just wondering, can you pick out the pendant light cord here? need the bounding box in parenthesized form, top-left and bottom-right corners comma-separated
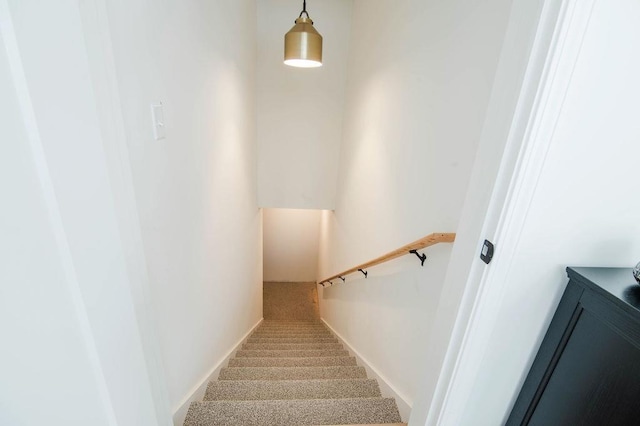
(299, 0, 309, 18)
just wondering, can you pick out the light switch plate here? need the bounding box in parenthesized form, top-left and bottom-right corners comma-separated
(151, 102, 166, 140)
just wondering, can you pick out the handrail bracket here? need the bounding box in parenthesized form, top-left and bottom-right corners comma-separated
(409, 249, 427, 266)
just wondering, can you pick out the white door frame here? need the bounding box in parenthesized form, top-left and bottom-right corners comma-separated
(425, 0, 597, 424)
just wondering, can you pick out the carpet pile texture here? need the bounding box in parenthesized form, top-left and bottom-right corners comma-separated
(184, 320, 404, 425)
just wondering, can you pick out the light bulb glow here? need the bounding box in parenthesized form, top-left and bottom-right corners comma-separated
(284, 59, 322, 68)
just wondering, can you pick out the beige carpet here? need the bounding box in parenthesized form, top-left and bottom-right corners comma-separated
(183, 283, 405, 425)
(184, 321, 403, 425)
(263, 282, 319, 320)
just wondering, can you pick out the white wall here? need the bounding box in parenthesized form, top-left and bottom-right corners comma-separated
(256, 0, 352, 209)
(0, 23, 114, 426)
(0, 0, 163, 424)
(318, 0, 516, 413)
(263, 208, 321, 282)
(445, 0, 640, 423)
(100, 0, 263, 420)
(409, 0, 554, 423)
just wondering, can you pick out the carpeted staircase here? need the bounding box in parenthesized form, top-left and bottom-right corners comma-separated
(184, 320, 405, 426)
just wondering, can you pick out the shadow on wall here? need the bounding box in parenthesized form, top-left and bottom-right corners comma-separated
(263, 282, 320, 320)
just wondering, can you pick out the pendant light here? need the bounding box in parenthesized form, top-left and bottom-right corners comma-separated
(284, 0, 323, 68)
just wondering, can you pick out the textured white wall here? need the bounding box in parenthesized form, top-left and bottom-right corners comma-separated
(453, 0, 640, 423)
(256, 0, 352, 209)
(263, 209, 321, 282)
(102, 0, 262, 420)
(318, 0, 516, 412)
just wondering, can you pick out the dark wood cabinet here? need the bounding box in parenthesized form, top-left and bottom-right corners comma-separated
(507, 267, 640, 426)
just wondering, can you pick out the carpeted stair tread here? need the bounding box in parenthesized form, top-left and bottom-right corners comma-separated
(243, 343, 343, 350)
(258, 326, 326, 329)
(255, 327, 329, 333)
(236, 349, 350, 358)
(183, 320, 403, 425)
(257, 327, 327, 330)
(255, 325, 328, 329)
(319, 424, 407, 426)
(247, 337, 338, 344)
(255, 328, 329, 333)
(253, 329, 332, 333)
(228, 356, 357, 368)
(219, 366, 366, 381)
(184, 398, 402, 426)
(252, 331, 333, 335)
(204, 379, 381, 401)
(252, 331, 334, 337)
(250, 335, 334, 339)
(259, 323, 323, 328)
(250, 333, 335, 338)
(257, 325, 327, 329)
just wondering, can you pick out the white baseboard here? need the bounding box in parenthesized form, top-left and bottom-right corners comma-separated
(172, 318, 263, 426)
(321, 318, 412, 422)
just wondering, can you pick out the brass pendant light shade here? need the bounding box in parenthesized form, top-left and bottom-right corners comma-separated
(284, 1, 322, 68)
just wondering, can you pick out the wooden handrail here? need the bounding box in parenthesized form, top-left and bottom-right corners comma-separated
(318, 232, 456, 285)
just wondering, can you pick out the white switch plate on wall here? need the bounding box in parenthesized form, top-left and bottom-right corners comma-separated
(151, 102, 166, 140)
